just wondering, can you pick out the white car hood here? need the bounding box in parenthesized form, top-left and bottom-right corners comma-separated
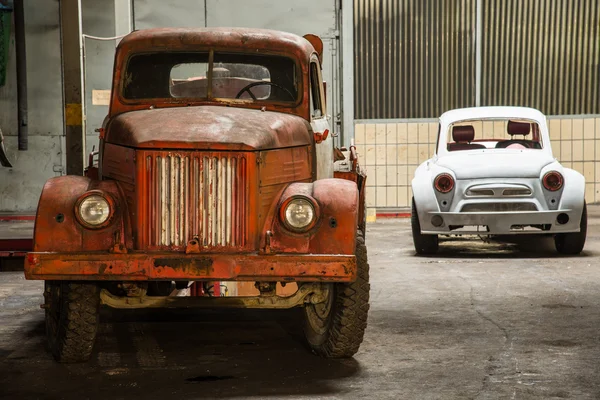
(435, 150, 556, 179)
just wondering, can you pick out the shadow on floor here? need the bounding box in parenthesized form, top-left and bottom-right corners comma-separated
(0, 307, 363, 399)
(415, 234, 594, 259)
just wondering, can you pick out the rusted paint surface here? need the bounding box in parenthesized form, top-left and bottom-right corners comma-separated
(106, 107, 313, 151)
(109, 28, 316, 120)
(256, 146, 313, 232)
(334, 148, 367, 232)
(28, 28, 365, 287)
(258, 146, 313, 186)
(25, 252, 356, 282)
(100, 282, 326, 309)
(134, 149, 258, 251)
(263, 178, 359, 255)
(102, 144, 136, 184)
(335, 170, 367, 231)
(32, 175, 132, 253)
(103, 143, 137, 225)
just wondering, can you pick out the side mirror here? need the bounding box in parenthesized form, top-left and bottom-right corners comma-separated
(85, 145, 99, 179)
(303, 34, 323, 63)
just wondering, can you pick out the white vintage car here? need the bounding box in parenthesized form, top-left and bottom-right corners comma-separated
(411, 106, 587, 255)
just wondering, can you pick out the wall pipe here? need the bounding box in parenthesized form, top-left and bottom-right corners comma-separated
(13, 0, 27, 151)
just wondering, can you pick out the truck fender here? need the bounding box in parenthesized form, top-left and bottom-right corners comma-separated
(33, 175, 132, 252)
(265, 178, 358, 255)
(334, 145, 367, 234)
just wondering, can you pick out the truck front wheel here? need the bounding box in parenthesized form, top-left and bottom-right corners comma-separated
(44, 281, 100, 363)
(302, 232, 370, 358)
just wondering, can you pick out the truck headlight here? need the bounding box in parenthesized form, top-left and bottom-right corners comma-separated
(75, 193, 112, 228)
(281, 197, 318, 232)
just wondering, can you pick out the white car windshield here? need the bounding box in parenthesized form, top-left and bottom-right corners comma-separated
(445, 119, 543, 152)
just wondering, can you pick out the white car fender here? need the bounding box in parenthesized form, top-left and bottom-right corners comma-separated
(559, 167, 585, 221)
(411, 161, 455, 214)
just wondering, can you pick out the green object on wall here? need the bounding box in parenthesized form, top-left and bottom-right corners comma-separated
(0, 7, 12, 87)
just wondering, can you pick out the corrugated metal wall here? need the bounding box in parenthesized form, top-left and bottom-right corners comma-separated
(355, 0, 600, 119)
(354, 0, 476, 119)
(482, 0, 600, 115)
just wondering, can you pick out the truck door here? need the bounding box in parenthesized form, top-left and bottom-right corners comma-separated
(309, 57, 334, 180)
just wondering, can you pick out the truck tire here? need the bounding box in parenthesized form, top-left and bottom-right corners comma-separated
(411, 198, 439, 255)
(555, 202, 587, 255)
(302, 232, 370, 358)
(45, 281, 100, 363)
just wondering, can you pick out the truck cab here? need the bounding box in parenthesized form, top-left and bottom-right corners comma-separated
(25, 28, 369, 362)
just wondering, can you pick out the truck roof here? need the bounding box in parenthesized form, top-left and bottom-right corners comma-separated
(117, 27, 317, 61)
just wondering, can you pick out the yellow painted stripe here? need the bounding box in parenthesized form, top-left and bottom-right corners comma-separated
(366, 208, 377, 223)
(65, 103, 82, 126)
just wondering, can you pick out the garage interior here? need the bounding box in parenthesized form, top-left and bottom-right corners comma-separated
(1, 0, 600, 399)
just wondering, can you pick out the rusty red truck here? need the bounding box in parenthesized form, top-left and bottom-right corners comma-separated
(25, 28, 369, 362)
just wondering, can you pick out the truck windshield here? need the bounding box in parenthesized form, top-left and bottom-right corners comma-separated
(122, 52, 299, 103)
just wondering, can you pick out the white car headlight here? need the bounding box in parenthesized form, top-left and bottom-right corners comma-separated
(282, 197, 317, 231)
(77, 194, 111, 227)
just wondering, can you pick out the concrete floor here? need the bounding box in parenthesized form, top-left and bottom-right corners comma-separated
(2, 211, 600, 399)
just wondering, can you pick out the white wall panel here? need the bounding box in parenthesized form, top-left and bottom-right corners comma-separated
(133, 0, 206, 29)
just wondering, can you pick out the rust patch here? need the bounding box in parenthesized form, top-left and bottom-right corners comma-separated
(25, 253, 355, 282)
(154, 257, 213, 270)
(342, 263, 351, 275)
(99, 263, 108, 274)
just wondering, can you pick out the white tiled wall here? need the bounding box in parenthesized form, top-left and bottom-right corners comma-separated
(355, 116, 600, 209)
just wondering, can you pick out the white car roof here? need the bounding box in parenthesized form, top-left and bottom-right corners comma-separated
(439, 106, 546, 125)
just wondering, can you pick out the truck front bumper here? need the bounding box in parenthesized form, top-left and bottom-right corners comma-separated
(25, 252, 356, 282)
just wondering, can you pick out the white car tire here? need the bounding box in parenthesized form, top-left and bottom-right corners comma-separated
(554, 202, 587, 255)
(411, 198, 439, 255)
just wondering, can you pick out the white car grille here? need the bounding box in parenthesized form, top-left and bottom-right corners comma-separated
(460, 203, 538, 212)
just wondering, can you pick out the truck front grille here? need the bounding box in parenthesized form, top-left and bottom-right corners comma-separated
(142, 151, 247, 249)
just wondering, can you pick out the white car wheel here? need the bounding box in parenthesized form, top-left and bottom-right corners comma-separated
(554, 202, 587, 255)
(411, 198, 439, 255)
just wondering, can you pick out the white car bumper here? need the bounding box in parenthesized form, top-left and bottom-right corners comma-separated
(420, 209, 580, 235)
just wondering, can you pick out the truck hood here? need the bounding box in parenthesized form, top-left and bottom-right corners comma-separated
(435, 150, 557, 179)
(105, 106, 312, 151)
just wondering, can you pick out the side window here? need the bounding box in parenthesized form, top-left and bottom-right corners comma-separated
(309, 62, 324, 118)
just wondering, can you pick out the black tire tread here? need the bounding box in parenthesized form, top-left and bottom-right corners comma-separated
(308, 233, 370, 358)
(411, 198, 439, 255)
(555, 202, 587, 255)
(46, 282, 100, 363)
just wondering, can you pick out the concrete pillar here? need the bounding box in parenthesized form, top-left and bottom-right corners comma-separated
(59, 0, 84, 175)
